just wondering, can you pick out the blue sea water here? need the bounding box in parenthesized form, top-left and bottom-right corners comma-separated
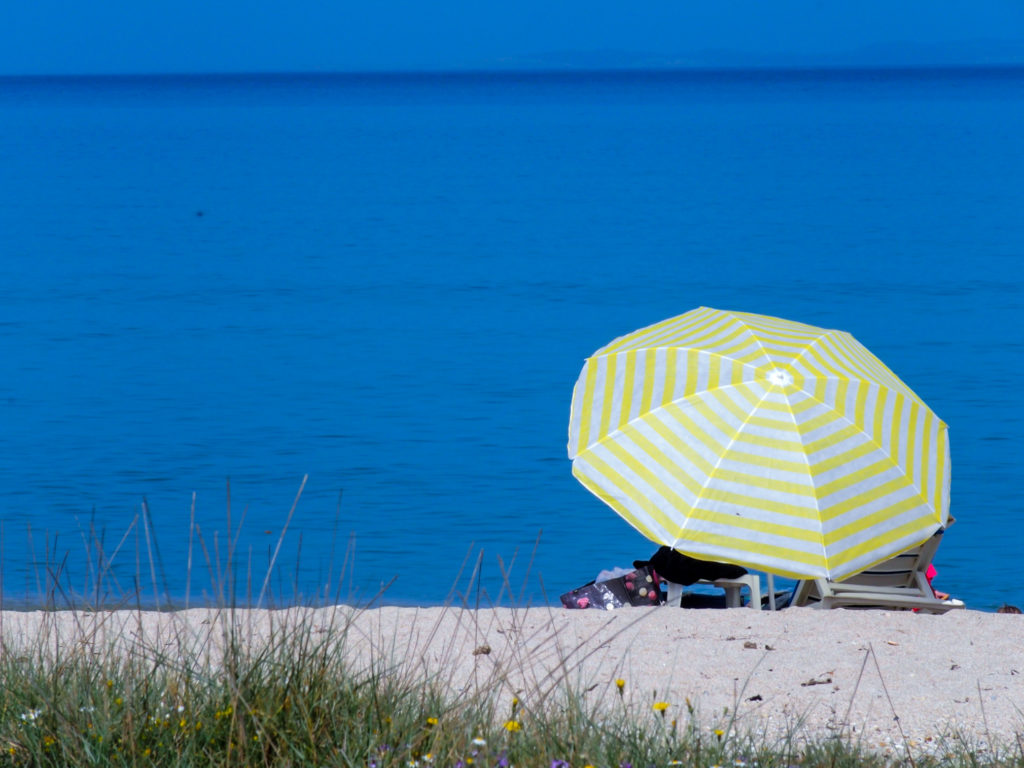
(1, 68, 1022, 611)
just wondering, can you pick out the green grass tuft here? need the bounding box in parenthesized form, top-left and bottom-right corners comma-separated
(2, 483, 1022, 767)
(1, 605, 1021, 768)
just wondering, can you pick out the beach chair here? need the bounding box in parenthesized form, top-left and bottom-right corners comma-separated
(641, 546, 774, 610)
(791, 524, 964, 613)
(664, 573, 765, 610)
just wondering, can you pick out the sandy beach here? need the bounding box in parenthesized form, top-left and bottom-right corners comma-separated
(3, 605, 1023, 756)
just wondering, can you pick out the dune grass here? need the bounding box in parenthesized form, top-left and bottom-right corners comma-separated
(1, 481, 1022, 767)
(3, 602, 1021, 768)
(0, 603, 883, 768)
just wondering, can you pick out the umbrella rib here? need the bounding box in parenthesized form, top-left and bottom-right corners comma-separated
(777, 387, 830, 573)
(729, 314, 937, 513)
(727, 311, 807, 370)
(787, 329, 924, 405)
(574, 349, 764, 456)
(795, 382, 935, 508)
(684, 383, 777, 547)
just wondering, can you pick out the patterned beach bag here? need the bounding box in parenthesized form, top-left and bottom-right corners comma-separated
(560, 565, 664, 609)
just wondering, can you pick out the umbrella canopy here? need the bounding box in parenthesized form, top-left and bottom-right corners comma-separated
(568, 307, 950, 581)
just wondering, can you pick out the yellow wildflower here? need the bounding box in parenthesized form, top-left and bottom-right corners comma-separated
(504, 719, 521, 732)
(652, 701, 669, 712)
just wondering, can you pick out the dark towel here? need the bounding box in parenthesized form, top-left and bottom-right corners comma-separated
(634, 546, 747, 586)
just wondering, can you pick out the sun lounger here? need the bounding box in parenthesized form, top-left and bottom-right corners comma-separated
(791, 524, 964, 613)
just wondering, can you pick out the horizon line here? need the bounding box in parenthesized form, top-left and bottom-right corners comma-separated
(3, 62, 1024, 82)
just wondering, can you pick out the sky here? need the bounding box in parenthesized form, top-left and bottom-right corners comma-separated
(2, 1, 1024, 76)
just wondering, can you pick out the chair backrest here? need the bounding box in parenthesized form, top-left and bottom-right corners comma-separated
(838, 528, 944, 588)
(790, 520, 956, 610)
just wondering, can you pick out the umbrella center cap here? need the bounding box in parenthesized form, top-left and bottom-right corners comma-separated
(767, 369, 793, 387)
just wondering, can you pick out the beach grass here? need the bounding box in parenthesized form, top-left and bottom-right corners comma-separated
(2, 483, 1023, 767)
(0, 604, 876, 768)
(3, 601, 1023, 768)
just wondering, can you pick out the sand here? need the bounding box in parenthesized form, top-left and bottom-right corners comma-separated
(3, 605, 1023, 757)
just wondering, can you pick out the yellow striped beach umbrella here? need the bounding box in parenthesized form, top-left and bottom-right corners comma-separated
(568, 307, 950, 580)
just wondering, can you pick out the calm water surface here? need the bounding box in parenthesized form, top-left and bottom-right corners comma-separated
(1, 68, 1022, 610)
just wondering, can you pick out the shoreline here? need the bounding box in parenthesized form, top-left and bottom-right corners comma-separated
(3, 605, 1022, 755)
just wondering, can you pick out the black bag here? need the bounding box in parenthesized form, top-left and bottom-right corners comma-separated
(634, 546, 747, 586)
(560, 565, 665, 609)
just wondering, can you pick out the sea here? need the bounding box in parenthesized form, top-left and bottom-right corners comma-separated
(1, 67, 1022, 611)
